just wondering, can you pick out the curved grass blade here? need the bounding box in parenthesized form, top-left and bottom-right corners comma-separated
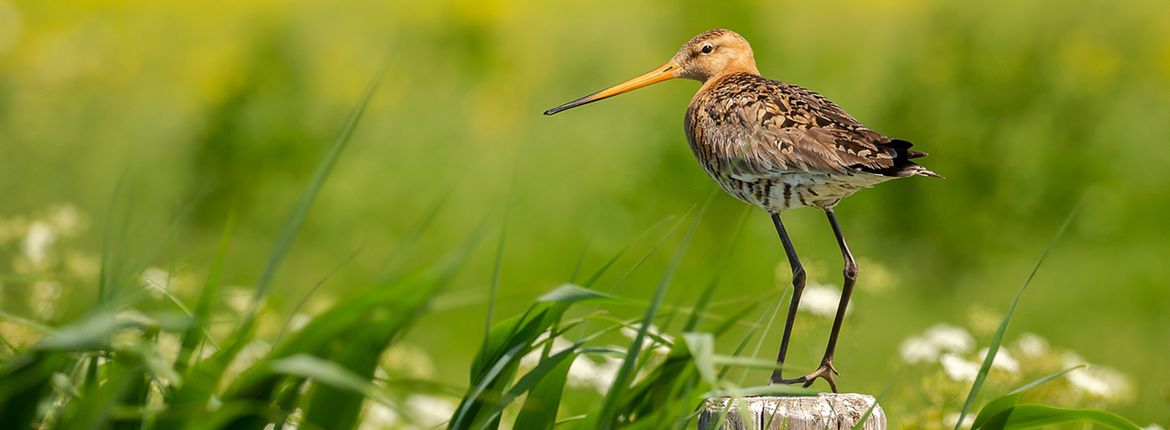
(269, 354, 394, 405)
(479, 345, 581, 429)
(736, 291, 785, 385)
(242, 60, 389, 326)
(378, 191, 451, 276)
(574, 213, 687, 341)
(978, 404, 1140, 430)
(953, 197, 1084, 429)
(971, 365, 1086, 429)
(513, 350, 574, 430)
(595, 194, 712, 429)
(568, 218, 602, 284)
(60, 358, 141, 430)
(272, 241, 366, 347)
(0, 351, 68, 427)
(174, 212, 234, 374)
(683, 206, 750, 333)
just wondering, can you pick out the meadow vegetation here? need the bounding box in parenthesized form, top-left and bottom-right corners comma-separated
(2, 0, 1168, 428)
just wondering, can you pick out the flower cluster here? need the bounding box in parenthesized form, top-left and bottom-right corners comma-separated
(896, 324, 1135, 429)
(0, 205, 95, 344)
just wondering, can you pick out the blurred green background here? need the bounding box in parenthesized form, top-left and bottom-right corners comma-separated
(2, 0, 1168, 425)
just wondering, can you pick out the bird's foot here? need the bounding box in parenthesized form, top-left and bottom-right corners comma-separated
(775, 359, 840, 392)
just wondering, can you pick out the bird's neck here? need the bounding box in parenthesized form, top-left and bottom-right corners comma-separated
(697, 67, 759, 93)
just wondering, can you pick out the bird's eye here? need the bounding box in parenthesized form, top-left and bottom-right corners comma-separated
(701, 44, 714, 54)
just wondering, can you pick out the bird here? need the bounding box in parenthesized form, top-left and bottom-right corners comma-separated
(543, 29, 939, 392)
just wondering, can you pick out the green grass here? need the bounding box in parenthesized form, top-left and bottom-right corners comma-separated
(3, 1, 1169, 427)
(0, 168, 1148, 429)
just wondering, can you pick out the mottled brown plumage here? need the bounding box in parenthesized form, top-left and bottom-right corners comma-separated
(545, 29, 939, 392)
(687, 70, 938, 211)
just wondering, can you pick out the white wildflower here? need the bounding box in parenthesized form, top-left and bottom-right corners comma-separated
(65, 252, 100, 279)
(1065, 364, 1129, 400)
(520, 336, 620, 393)
(405, 395, 455, 428)
(360, 402, 399, 430)
(1141, 424, 1165, 430)
(263, 408, 301, 430)
(978, 347, 1020, 373)
(227, 340, 271, 378)
(899, 336, 938, 364)
(1014, 332, 1049, 357)
(23, 221, 55, 267)
(47, 204, 82, 235)
(156, 332, 182, 365)
(621, 324, 675, 351)
(383, 344, 436, 379)
(520, 337, 575, 368)
(798, 282, 846, 318)
(1062, 351, 1088, 367)
(30, 280, 62, 319)
(944, 412, 975, 429)
(139, 267, 171, 298)
(567, 354, 622, 393)
(939, 353, 979, 382)
(287, 313, 311, 332)
(225, 288, 254, 314)
(924, 324, 975, 354)
(114, 309, 153, 325)
(899, 323, 974, 364)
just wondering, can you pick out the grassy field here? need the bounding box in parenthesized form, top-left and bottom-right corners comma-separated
(2, 0, 1169, 428)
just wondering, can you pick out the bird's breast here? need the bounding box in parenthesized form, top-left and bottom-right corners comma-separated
(684, 97, 890, 212)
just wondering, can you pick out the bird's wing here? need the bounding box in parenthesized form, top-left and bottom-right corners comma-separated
(696, 74, 913, 179)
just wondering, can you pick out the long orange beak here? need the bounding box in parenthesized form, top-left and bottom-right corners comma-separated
(544, 59, 682, 115)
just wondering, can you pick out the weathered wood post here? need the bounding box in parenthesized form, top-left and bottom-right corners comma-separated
(698, 393, 885, 430)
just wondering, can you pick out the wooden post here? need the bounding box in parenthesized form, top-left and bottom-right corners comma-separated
(698, 394, 885, 430)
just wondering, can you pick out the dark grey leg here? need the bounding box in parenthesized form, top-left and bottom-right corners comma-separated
(769, 212, 807, 384)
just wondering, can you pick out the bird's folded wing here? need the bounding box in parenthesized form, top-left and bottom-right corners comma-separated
(721, 80, 905, 178)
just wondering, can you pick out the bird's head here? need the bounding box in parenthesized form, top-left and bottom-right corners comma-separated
(672, 29, 759, 82)
(544, 29, 759, 115)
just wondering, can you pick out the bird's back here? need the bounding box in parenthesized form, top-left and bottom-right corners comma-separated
(685, 72, 936, 212)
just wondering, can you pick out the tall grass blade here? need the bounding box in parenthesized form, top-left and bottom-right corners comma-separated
(242, 61, 389, 325)
(595, 194, 711, 429)
(60, 358, 140, 430)
(98, 174, 129, 305)
(978, 404, 1140, 430)
(0, 351, 68, 427)
(737, 292, 785, 384)
(579, 214, 677, 290)
(953, 197, 1084, 429)
(479, 345, 581, 428)
(683, 207, 749, 332)
(225, 229, 480, 429)
(273, 241, 365, 347)
(379, 191, 450, 275)
(174, 212, 234, 374)
(971, 365, 1085, 429)
(512, 350, 574, 430)
(485, 182, 514, 346)
(452, 285, 610, 430)
(568, 219, 601, 284)
(269, 354, 393, 404)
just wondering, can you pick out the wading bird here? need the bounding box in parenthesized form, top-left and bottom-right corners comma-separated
(544, 29, 938, 391)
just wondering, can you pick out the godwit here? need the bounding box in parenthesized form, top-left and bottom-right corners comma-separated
(544, 29, 938, 391)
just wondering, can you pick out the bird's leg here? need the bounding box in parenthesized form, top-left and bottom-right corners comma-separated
(790, 209, 856, 392)
(768, 212, 807, 385)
